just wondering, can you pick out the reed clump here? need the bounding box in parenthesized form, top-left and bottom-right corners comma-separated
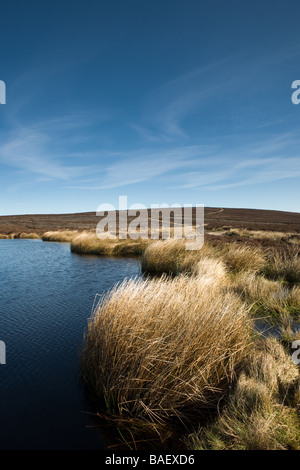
(234, 271, 300, 321)
(19, 232, 40, 239)
(71, 232, 151, 257)
(141, 239, 217, 275)
(263, 246, 300, 285)
(191, 257, 228, 285)
(141, 239, 266, 276)
(217, 243, 266, 274)
(79, 234, 300, 448)
(81, 274, 253, 424)
(42, 230, 80, 243)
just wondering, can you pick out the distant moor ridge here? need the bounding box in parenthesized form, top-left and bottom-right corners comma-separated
(0, 207, 299, 236)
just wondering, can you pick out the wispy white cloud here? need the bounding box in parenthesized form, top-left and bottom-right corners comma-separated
(130, 47, 300, 143)
(131, 58, 235, 139)
(180, 157, 300, 191)
(178, 135, 300, 190)
(72, 133, 300, 191)
(73, 146, 210, 189)
(0, 103, 116, 182)
(0, 126, 93, 180)
(128, 123, 171, 143)
(204, 158, 300, 191)
(2, 46, 300, 199)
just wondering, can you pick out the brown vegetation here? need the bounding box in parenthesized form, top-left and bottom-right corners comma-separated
(42, 230, 79, 243)
(1, 207, 299, 449)
(80, 230, 299, 449)
(81, 273, 252, 425)
(186, 338, 300, 450)
(71, 232, 151, 256)
(0, 206, 299, 237)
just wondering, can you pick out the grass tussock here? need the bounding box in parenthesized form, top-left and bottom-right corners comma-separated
(280, 325, 300, 351)
(42, 230, 80, 243)
(0, 234, 9, 239)
(288, 235, 300, 245)
(141, 239, 218, 275)
(217, 243, 266, 274)
(19, 232, 40, 239)
(263, 246, 300, 284)
(141, 239, 266, 276)
(71, 232, 151, 257)
(186, 338, 300, 450)
(191, 257, 228, 285)
(234, 271, 300, 322)
(78, 230, 300, 448)
(81, 274, 252, 424)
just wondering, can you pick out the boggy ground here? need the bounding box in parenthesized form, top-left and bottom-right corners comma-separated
(80, 237, 299, 450)
(1, 208, 299, 450)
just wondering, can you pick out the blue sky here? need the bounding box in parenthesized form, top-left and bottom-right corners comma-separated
(0, 0, 300, 215)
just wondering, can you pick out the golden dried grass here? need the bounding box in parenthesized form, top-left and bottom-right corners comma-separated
(81, 274, 252, 424)
(186, 338, 300, 450)
(42, 230, 80, 242)
(71, 232, 151, 256)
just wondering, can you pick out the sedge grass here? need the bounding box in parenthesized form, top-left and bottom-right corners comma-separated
(81, 274, 253, 424)
(263, 246, 300, 285)
(0, 233, 40, 239)
(71, 232, 151, 257)
(234, 271, 300, 322)
(141, 239, 266, 276)
(217, 243, 266, 274)
(186, 337, 300, 450)
(42, 230, 80, 243)
(141, 239, 217, 275)
(19, 232, 40, 239)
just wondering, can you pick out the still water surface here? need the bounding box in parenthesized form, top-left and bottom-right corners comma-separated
(0, 239, 141, 449)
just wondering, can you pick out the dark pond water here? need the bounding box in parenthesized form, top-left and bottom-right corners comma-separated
(0, 239, 141, 449)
